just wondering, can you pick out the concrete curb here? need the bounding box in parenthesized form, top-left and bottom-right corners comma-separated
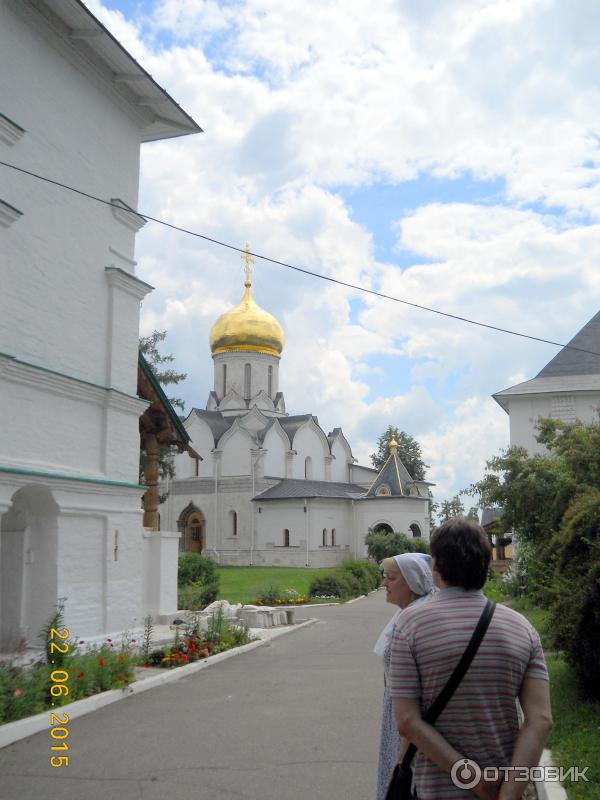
(0, 618, 317, 750)
(535, 749, 568, 800)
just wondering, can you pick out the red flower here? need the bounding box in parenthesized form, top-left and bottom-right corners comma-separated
(14, 688, 23, 698)
(76, 672, 84, 679)
(79, 640, 85, 644)
(181, 654, 188, 662)
(131, 640, 136, 644)
(123, 679, 129, 684)
(98, 658, 106, 667)
(107, 638, 112, 643)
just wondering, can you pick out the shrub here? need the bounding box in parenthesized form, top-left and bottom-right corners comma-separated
(178, 581, 219, 611)
(339, 560, 381, 594)
(254, 581, 283, 604)
(571, 567, 600, 701)
(365, 530, 430, 562)
(178, 553, 218, 588)
(309, 571, 360, 599)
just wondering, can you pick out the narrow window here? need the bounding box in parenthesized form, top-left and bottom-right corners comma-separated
(194, 457, 200, 477)
(244, 363, 251, 400)
(322, 528, 327, 547)
(268, 365, 273, 398)
(223, 363, 227, 395)
(232, 510, 238, 536)
(305, 456, 313, 480)
(283, 528, 290, 547)
(331, 528, 336, 546)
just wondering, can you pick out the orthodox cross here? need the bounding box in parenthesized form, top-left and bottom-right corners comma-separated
(242, 242, 254, 286)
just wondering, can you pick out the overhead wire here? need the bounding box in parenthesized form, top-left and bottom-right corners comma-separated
(2, 157, 599, 361)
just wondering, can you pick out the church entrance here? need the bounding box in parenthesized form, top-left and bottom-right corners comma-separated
(0, 485, 59, 651)
(177, 504, 205, 554)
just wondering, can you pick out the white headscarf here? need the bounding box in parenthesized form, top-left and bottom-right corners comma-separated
(373, 552, 436, 657)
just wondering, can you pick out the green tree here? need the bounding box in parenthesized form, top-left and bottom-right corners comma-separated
(437, 495, 465, 523)
(139, 330, 187, 411)
(139, 330, 187, 492)
(365, 529, 430, 562)
(370, 426, 428, 480)
(466, 506, 480, 521)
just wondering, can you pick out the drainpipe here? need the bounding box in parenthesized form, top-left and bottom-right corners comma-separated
(250, 452, 255, 566)
(305, 498, 310, 567)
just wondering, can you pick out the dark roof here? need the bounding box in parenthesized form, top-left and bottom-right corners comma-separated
(480, 507, 503, 528)
(253, 478, 366, 501)
(537, 310, 600, 378)
(191, 409, 232, 446)
(278, 415, 314, 444)
(138, 353, 190, 444)
(493, 310, 600, 410)
(364, 449, 414, 498)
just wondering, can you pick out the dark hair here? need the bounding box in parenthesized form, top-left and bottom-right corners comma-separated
(430, 517, 491, 590)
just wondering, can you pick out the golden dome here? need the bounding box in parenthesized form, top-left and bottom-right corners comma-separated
(209, 275, 284, 358)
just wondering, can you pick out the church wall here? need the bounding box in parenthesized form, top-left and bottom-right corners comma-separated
(291, 426, 327, 480)
(356, 497, 430, 544)
(331, 439, 351, 483)
(350, 463, 379, 487)
(175, 417, 215, 479)
(220, 430, 253, 476)
(213, 351, 279, 402)
(1, 2, 142, 390)
(262, 428, 287, 477)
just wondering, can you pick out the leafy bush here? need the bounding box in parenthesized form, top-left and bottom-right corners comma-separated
(571, 567, 600, 701)
(254, 581, 283, 604)
(178, 553, 218, 588)
(178, 581, 219, 611)
(365, 530, 430, 562)
(339, 560, 381, 594)
(309, 572, 355, 599)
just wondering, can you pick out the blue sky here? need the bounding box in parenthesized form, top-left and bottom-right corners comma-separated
(90, 0, 600, 502)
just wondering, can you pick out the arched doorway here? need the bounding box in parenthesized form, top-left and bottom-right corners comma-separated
(1, 485, 59, 650)
(410, 523, 422, 538)
(177, 504, 205, 554)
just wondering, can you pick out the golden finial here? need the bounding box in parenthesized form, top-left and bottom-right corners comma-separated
(389, 437, 398, 453)
(242, 242, 254, 287)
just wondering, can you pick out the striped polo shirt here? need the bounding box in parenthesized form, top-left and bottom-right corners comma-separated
(389, 587, 548, 800)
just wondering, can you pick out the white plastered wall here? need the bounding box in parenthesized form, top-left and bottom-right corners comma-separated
(291, 423, 328, 480)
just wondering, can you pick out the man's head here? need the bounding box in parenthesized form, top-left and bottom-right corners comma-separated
(430, 517, 491, 590)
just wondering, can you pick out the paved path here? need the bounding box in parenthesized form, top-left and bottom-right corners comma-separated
(0, 591, 392, 800)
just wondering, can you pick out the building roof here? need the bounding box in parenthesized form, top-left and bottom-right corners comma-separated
(254, 478, 366, 501)
(364, 442, 416, 498)
(493, 310, 600, 411)
(278, 415, 314, 443)
(36, 0, 201, 142)
(191, 409, 233, 446)
(480, 507, 502, 528)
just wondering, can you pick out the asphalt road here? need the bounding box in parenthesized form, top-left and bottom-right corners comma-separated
(0, 590, 392, 800)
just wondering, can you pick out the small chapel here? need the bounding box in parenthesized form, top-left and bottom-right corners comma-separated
(162, 250, 432, 567)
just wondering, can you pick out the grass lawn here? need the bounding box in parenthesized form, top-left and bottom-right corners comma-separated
(216, 566, 337, 604)
(546, 655, 600, 800)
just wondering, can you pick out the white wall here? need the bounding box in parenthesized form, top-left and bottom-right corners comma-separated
(213, 351, 280, 403)
(292, 424, 327, 480)
(220, 429, 253, 476)
(507, 392, 600, 455)
(331, 438, 351, 482)
(262, 426, 287, 477)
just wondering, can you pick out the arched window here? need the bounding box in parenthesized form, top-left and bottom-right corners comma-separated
(244, 363, 251, 400)
(283, 528, 290, 547)
(331, 528, 336, 546)
(222, 363, 227, 396)
(409, 523, 422, 538)
(230, 510, 238, 536)
(322, 528, 327, 547)
(376, 484, 391, 497)
(268, 365, 273, 398)
(305, 456, 313, 480)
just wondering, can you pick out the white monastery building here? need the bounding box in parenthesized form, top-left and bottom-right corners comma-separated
(493, 310, 600, 455)
(164, 253, 432, 566)
(0, 0, 199, 649)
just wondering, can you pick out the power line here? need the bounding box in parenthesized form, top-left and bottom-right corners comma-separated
(2, 157, 599, 360)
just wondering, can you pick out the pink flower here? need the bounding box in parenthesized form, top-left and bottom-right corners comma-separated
(107, 638, 112, 643)
(79, 640, 85, 644)
(14, 689, 23, 697)
(131, 640, 136, 644)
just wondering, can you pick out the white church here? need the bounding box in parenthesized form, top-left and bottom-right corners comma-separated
(163, 252, 432, 566)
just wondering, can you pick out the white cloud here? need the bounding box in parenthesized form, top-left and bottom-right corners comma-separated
(91, 0, 600, 501)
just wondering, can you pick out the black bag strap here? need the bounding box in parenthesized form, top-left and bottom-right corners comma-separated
(400, 598, 496, 770)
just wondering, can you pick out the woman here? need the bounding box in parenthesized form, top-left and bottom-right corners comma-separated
(374, 552, 435, 800)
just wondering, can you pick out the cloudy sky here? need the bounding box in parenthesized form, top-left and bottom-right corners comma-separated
(91, 0, 600, 502)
